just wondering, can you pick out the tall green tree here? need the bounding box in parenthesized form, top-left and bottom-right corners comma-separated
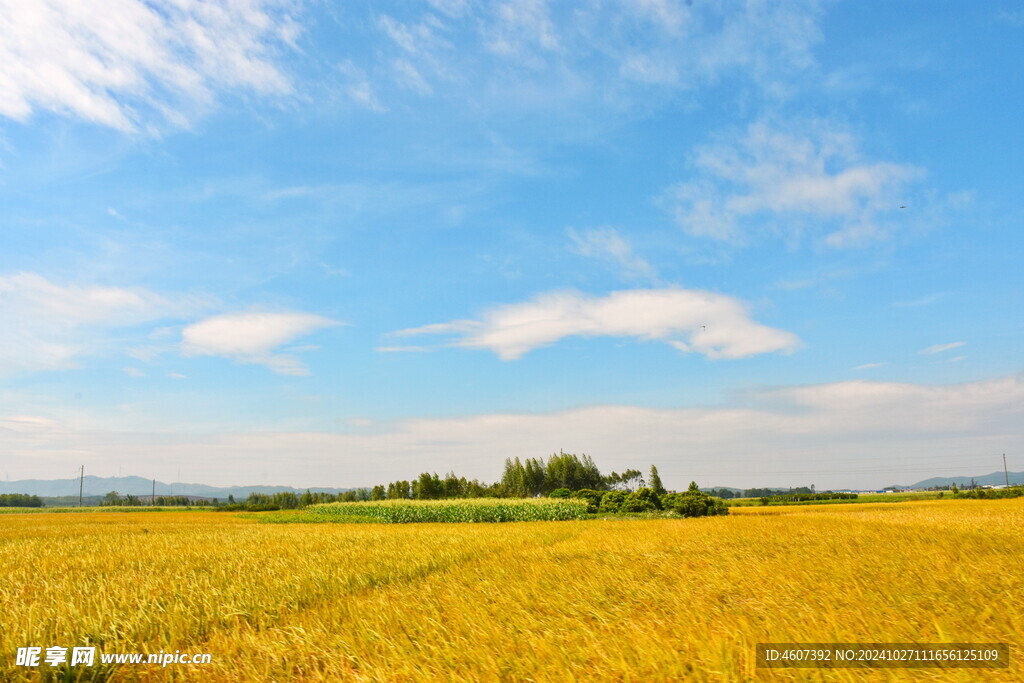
(501, 458, 528, 497)
(649, 465, 666, 495)
(618, 469, 643, 491)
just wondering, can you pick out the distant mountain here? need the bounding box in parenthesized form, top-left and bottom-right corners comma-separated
(0, 475, 352, 500)
(898, 470, 1024, 489)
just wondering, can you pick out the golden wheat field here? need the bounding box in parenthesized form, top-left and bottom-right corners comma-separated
(1, 499, 1021, 682)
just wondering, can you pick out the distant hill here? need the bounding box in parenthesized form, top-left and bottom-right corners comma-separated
(898, 470, 1024, 489)
(0, 475, 352, 500)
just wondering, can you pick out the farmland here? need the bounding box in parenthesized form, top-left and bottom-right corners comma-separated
(307, 497, 589, 523)
(1, 499, 1022, 681)
(726, 491, 946, 507)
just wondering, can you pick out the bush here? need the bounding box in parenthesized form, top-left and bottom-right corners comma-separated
(549, 488, 572, 498)
(620, 487, 662, 513)
(669, 482, 729, 518)
(571, 489, 604, 513)
(953, 486, 1024, 500)
(599, 490, 628, 513)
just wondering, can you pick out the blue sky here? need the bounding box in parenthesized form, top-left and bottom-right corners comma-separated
(1, 0, 1022, 490)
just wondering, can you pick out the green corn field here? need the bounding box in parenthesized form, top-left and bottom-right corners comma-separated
(306, 497, 589, 523)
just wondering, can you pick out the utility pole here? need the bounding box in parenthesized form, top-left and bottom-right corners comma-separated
(79, 465, 84, 507)
(1004, 453, 1010, 488)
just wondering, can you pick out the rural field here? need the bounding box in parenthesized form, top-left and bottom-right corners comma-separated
(1, 499, 1021, 682)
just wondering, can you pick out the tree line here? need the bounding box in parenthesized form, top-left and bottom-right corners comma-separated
(703, 486, 817, 499)
(212, 452, 730, 515)
(369, 453, 650, 502)
(101, 492, 218, 507)
(0, 493, 43, 507)
(951, 484, 1023, 499)
(758, 492, 858, 505)
(360, 454, 727, 518)
(20, 452, 736, 514)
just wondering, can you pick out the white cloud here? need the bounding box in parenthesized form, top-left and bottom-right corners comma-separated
(344, 1, 823, 117)
(392, 288, 800, 360)
(0, 272, 181, 375)
(892, 293, 945, 308)
(919, 341, 965, 355)
(619, 54, 680, 86)
(5, 373, 1023, 491)
(375, 345, 434, 353)
(854, 363, 884, 371)
(0, 415, 59, 434)
(392, 58, 434, 95)
(0, 0, 299, 132)
(486, 0, 561, 59)
(628, 0, 687, 35)
(667, 121, 923, 247)
(427, 0, 471, 19)
(567, 227, 655, 281)
(338, 60, 388, 112)
(181, 311, 339, 375)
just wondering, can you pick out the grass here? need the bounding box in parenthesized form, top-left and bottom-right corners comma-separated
(1, 499, 1021, 681)
(0, 505, 218, 514)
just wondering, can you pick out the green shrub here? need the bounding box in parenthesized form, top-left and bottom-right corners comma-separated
(953, 485, 1024, 500)
(571, 489, 604, 513)
(549, 488, 572, 498)
(599, 490, 627, 513)
(620, 487, 662, 513)
(670, 482, 729, 518)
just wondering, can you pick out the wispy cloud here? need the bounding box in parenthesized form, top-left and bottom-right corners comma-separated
(486, 0, 562, 59)
(854, 362, 884, 371)
(338, 60, 388, 112)
(181, 311, 340, 375)
(666, 121, 923, 247)
(919, 341, 965, 355)
(339, 1, 825, 117)
(391, 288, 800, 360)
(0, 0, 300, 132)
(772, 263, 882, 292)
(5, 373, 1023, 490)
(567, 228, 656, 281)
(0, 272, 187, 375)
(375, 345, 435, 353)
(893, 293, 945, 308)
